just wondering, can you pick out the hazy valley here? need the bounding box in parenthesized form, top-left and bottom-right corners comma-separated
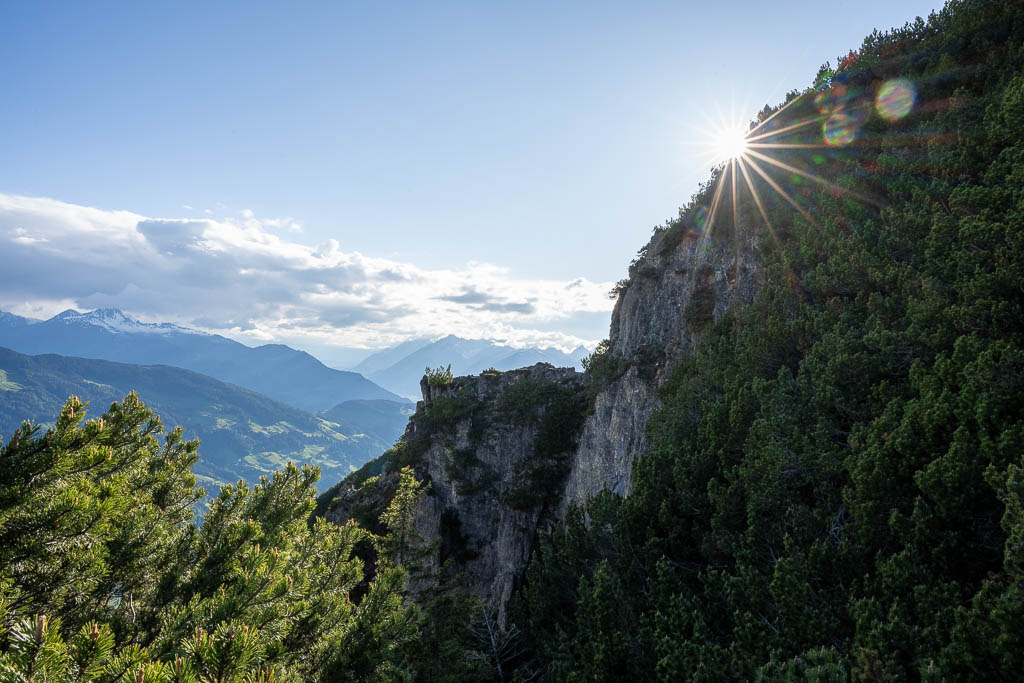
(0, 308, 585, 493)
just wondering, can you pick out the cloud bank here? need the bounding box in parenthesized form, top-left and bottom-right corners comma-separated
(0, 194, 613, 351)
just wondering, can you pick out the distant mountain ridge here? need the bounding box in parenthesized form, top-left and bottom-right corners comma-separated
(0, 346, 396, 491)
(0, 311, 38, 327)
(353, 334, 590, 398)
(347, 337, 432, 377)
(50, 307, 205, 335)
(0, 308, 405, 412)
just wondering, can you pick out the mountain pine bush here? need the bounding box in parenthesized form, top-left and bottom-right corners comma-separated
(0, 394, 419, 681)
(510, 0, 1024, 679)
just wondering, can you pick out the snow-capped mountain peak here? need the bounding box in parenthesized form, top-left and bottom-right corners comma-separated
(51, 308, 198, 335)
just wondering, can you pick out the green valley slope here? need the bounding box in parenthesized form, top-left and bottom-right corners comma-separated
(0, 346, 398, 491)
(318, 399, 415, 445)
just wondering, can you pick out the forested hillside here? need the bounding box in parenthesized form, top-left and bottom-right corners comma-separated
(511, 0, 1024, 679)
(318, 0, 1024, 680)
(317, 399, 415, 448)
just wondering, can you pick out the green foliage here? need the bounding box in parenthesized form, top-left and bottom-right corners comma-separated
(608, 279, 631, 300)
(425, 364, 454, 387)
(511, 1, 1024, 679)
(424, 395, 477, 430)
(0, 394, 419, 681)
(406, 588, 493, 682)
(581, 340, 627, 388)
(757, 647, 850, 681)
(406, 570, 528, 683)
(498, 378, 559, 426)
(11, 3, 1024, 680)
(444, 447, 498, 496)
(683, 283, 716, 330)
(311, 442, 410, 523)
(377, 437, 422, 473)
(379, 466, 428, 564)
(0, 393, 202, 638)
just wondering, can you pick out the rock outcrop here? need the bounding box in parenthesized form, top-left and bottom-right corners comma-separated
(322, 220, 761, 621)
(562, 222, 761, 504)
(326, 363, 589, 624)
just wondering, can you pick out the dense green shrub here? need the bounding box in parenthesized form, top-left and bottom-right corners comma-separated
(608, 278, 631, 299)
(582, 340, 627, 388)
(511, 1, 1024, 679)
(444, 447, 498, 496)
(0, 395, 420, 680)
(424, 395, 477, 430)
(503, 381, 590, 510)
(498, 378, 557, 426)
(425, 364, 455, 387)
(683, 283, 716, 329)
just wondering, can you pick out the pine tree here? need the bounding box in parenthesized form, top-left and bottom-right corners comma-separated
(0, 394, 421, 680)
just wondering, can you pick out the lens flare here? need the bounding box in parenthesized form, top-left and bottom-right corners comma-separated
(694, 206, 709, 232)
(823, 113, 858, 146)
(690, 86, 893, 256)
(875, 79, 916, 121)
(814, 83, 849, 114)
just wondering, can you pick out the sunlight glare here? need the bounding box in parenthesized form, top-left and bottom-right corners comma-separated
(712, 125, 749, 163)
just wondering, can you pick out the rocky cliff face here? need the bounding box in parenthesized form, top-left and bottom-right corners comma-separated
(322, 221, 760, 620)
(562, 222, 761, 505)
(326, 363, 589, 624)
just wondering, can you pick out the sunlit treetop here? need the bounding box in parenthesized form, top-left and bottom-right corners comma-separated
(688, 70, 918, 249)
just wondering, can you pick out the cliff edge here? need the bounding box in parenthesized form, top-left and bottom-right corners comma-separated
(320, 214, 761, 620)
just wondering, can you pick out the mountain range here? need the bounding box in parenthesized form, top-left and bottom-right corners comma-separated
(0, 308, 404, 412)
(0, 346, 402, 491)
(0, 308, 586, 491)
(351, 334, 590, 398)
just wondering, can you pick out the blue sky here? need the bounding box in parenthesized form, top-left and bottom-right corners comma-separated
(0, 0, 941, 361)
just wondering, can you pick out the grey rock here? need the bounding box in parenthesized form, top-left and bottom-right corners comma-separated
(331, 363, 587, 626)
(563, 225, 761, 506)
(324, 223, 762, 623)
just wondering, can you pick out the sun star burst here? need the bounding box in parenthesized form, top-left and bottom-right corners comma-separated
(693, 89, 878, 246)
(711, 124, 750, 164)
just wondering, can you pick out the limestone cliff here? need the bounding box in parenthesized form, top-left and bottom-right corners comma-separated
(324, 362, 589, 624)
(562, 221, 760, 505)
(320, 219, 760, 620)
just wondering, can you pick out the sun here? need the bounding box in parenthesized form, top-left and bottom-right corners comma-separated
(711, 124, 749, 164)
(690, 92, 881, 251)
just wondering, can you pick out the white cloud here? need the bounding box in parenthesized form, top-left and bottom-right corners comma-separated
(0, 193, 613, 351)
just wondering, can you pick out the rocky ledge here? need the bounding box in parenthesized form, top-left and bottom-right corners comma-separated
(325, 362, 589, 624)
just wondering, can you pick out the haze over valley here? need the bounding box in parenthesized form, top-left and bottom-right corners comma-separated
(0, 306, 585, 490)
